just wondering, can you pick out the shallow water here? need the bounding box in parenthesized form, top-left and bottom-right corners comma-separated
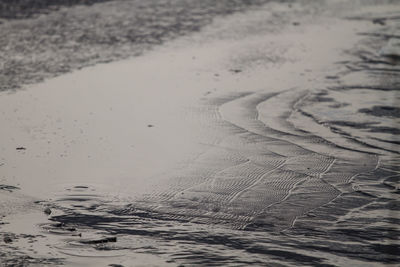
(1, 1, 399, 266)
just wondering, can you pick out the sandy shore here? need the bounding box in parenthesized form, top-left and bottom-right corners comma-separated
(0, 0, 276, 91)
(1, 0, 399, 266)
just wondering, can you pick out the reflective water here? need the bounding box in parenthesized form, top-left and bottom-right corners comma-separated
(1, 1, 399, 266)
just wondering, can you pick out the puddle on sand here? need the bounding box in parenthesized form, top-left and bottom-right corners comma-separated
(1, 1, 399, 266)
(0, 1, 364, 201)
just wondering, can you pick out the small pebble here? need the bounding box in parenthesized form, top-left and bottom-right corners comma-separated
(230, 69, 242, 73)
(372, 18, 386, 25)
(4, 236, 12, 243)
(325, 75, 338, 79)
(44, 207, 52, 215)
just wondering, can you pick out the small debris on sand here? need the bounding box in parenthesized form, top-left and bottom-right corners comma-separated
(16, 147, 26, 150)
(372, 18, 386, 25)
(0, 185, 20, 192)
(80, 236, 117, 244)
(325, 75, 338, 79)
(3, 236, 12, 243)
(147, 124, 154, 128)
(229, 69, 242, 73)
(44, 207, 52, 215)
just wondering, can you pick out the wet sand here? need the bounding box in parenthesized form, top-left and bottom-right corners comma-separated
(1, 0, 399, 266)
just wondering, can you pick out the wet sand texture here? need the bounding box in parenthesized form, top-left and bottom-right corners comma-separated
(135, 91, 378, 230)
(0, 0, 277, 91)
(1, 0, 399, 266)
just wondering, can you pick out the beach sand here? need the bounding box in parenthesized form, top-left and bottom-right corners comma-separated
(1, 0, 399, 266)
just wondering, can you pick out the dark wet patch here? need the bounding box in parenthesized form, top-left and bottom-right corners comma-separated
(0, 232, 63, 265)
(56, 197, 95, 202)
(48, 198, 400, 265)
(364, 200, 400, 212)
(0, 0, 283, 91)
(384, 175, 400, 184)
(369, 126, 400, 135)
(327, 120, 379, 129)
(246, 246, 331, 266)
(0, 253, 63, 266)
(328, 120, 400, 135)
(43, 158, 399, 265)
(0, 184, 20, 192)
(373, 137, 400, 145)
(229, 69, 242, 73)
(353, 50, 399, 66)
(372, 18, 386, 25)
(49, 209, 330, 266)
(326, 123, 400, 142)
(3, 236, 12, 243)
(371, 244, 400, 256)
(80, 236, 117, 244)
(0, 0, 112, 19)
(357, 32, 400, 40)
(330, 85, 400, 91)
(325, 75, 338, 79)
(313, 96, 335, 102)
(359, 105, 400, 118)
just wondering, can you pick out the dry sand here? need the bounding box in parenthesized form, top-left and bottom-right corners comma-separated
(1, 0, 399, 266)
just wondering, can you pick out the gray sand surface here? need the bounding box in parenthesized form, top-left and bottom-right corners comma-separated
(1, 0, 399, 266)
(0, 0, 274, 91)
